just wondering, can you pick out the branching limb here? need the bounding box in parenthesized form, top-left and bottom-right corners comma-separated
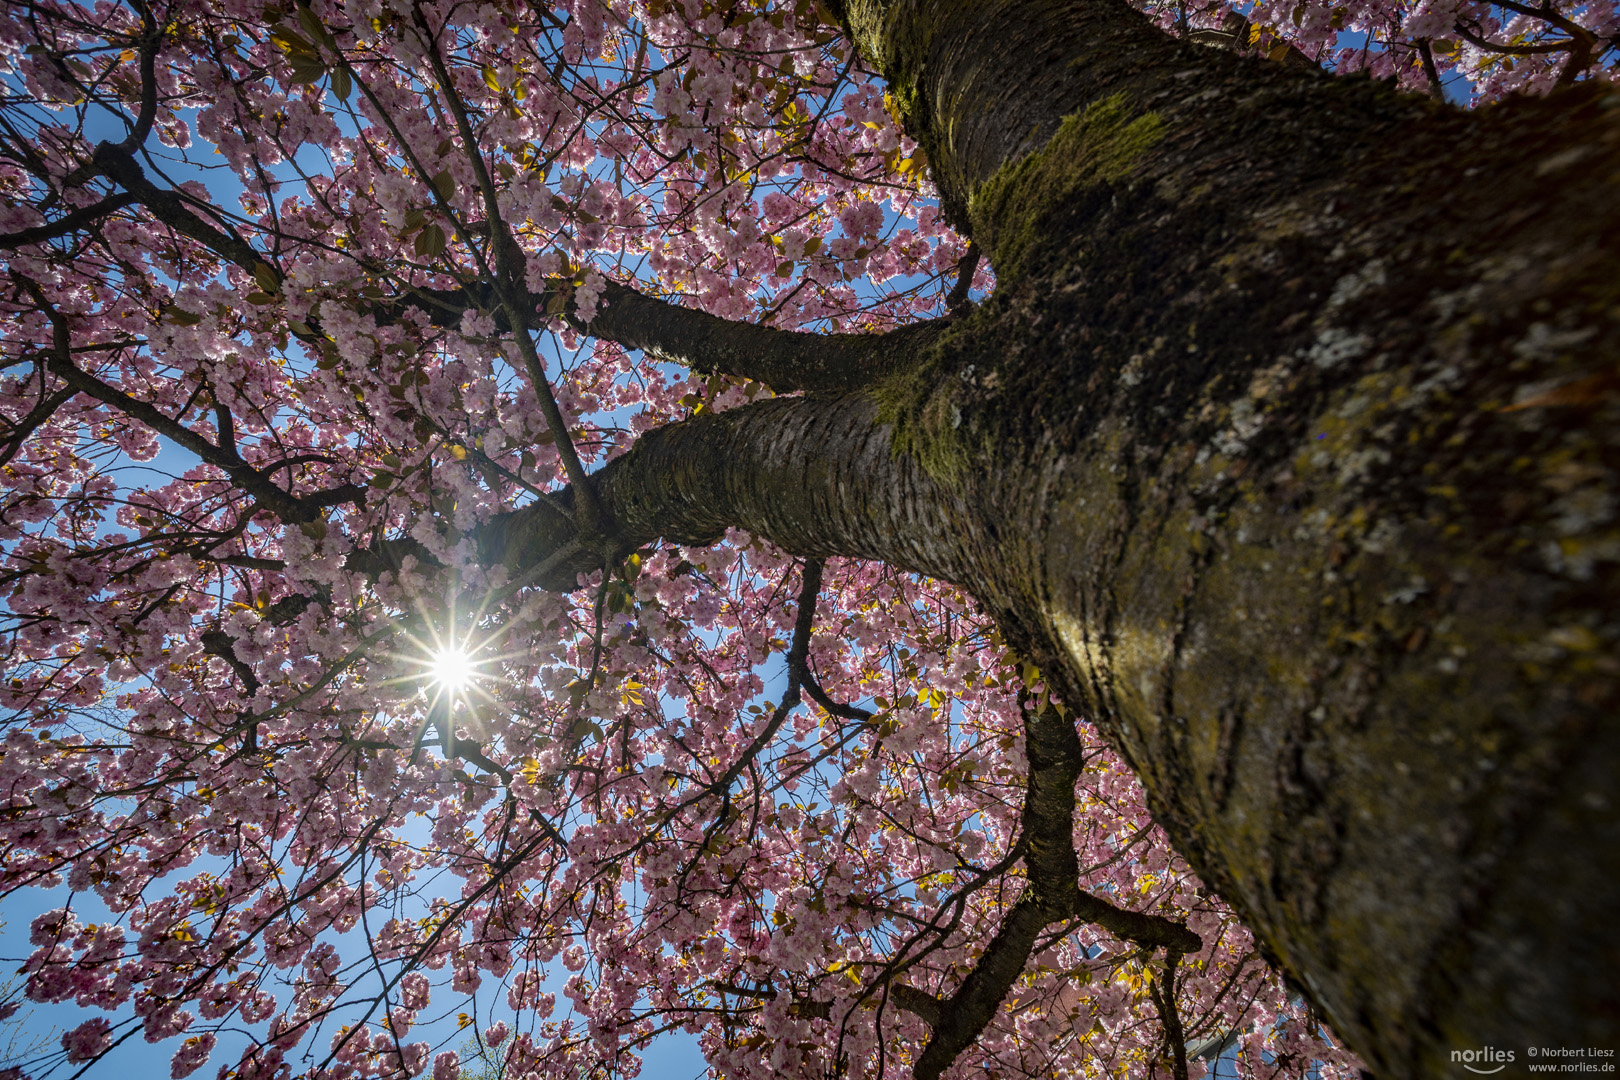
(1417, 39, 1446, 102)
(1452, 20, 1575, 55)
(945, 242, 979, 313)
(116, 0, 163, 152)
(802, 664, 874, 721)
(909, 704, 1200, 1080)
(475, 392, 978, 593)
(0, 377, 75, 470)
(17, 279, 360, 522)
(9, 139, 931, 404)
(1152, 949, 1191, 1080)
(647, 559, 826, 839)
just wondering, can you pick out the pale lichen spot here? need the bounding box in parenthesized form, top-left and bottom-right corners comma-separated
(1326, 259, 1387, 310)
(1307, 327, 1371, 370)
(1511, 322, 1598, 362)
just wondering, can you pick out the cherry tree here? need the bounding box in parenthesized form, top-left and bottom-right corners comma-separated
(0, 0, 1615, 1077)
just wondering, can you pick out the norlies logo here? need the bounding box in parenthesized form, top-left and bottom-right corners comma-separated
(1455, 1047, 1518, 1074)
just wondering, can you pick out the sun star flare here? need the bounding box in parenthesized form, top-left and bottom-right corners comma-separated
(429, 647, 477, 692)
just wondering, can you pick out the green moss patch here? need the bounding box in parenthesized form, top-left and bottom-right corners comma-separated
(970, 92, 1164, 280)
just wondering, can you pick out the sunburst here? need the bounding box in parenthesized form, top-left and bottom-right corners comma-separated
(428, 646, 478, 692)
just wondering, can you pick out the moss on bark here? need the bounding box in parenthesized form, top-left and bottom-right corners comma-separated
(970, 92, 1166, 279)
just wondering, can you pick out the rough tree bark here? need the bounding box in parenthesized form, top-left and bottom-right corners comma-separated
(487, 0, 1620, 1074)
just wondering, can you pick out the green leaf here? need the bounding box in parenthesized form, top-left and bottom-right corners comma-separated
(330, 65, 352, 101)
(164, 306, 202, 327)
(286, 52, 326, 84)
(414, 223, 446, 259)
(296, 6, 336, 48)
(245, 291, 277, 305)
(803, 236, 822, 256)
(251, 261, 280, 294)
(430, 170, 455, 203)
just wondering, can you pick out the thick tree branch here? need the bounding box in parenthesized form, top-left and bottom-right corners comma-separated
(1071, 889, 1200, 954)
(1417, 39, 1447, 102)
(911, 894, 1049, 1080)
(1453, 21, 1576, 55)
(889, 983, 944, 1025)
(1154, 950, 1191, 1080)
(472, 393, 986, 594)
(587, 281, 943, 393)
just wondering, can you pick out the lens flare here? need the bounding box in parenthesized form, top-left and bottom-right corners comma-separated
(430, 648, 476, 691)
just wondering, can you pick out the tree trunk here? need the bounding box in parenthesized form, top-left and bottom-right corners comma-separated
(501, 0, 1620, 1072)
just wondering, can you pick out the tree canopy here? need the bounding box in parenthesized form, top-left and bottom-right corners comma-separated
(0, 0, 1613, 1077)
